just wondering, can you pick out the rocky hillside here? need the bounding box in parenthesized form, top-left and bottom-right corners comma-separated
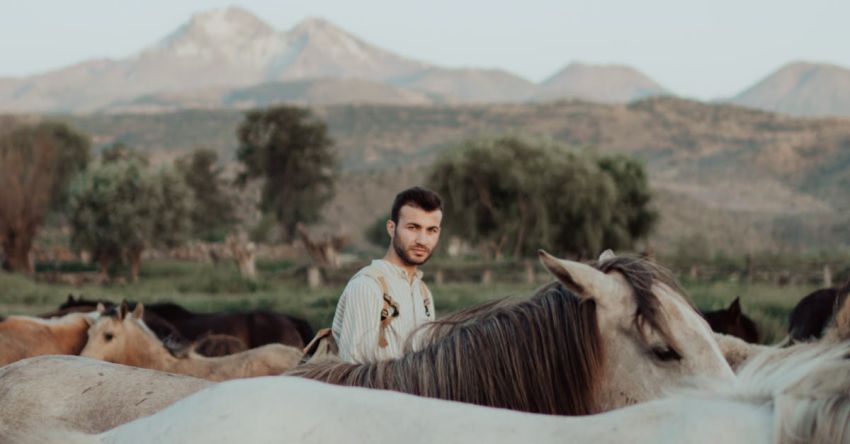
(730, 62, 850, 117)
(57, 97, 850, 254)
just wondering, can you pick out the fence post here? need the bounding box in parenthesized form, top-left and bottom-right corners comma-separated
(823, 264, 833, 288)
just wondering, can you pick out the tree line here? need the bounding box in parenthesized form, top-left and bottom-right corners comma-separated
(0, 107, 656, 281)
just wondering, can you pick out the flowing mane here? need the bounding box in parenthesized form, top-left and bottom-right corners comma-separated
(290, 281, 605, 415)
(594, 255, 693, 349)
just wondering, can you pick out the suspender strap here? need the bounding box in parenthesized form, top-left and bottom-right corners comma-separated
(374, 275, 400, 348)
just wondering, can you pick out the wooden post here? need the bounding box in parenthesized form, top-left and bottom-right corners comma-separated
(524, 260, 535, 284)
(481, 269, 493, 285)
(307, 266, 323, 289)
(435, 269, 445, 285)
(824, 264, 833, 288)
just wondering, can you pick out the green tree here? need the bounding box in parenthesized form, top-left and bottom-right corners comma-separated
(0, 121, 90, 272)
(68, 160, 192, 281)
(428, 136, 655, 259)
(176, 148, 237, 242)
(236, 106, 336, 241)
(597, 155, 658, 250)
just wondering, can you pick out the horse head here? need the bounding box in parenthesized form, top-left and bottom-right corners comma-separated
(538, 249, 734, 410)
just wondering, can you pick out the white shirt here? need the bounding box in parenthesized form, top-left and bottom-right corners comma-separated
(331, 259, 435, 363)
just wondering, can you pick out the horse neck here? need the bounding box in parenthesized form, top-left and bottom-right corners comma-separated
(124, 322, 180, 370)
(293, 288, 604, 415)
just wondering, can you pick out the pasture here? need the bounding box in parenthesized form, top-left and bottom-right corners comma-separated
(0, 257, 824, 344)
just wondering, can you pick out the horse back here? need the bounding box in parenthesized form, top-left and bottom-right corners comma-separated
(789, 288, 838, 341)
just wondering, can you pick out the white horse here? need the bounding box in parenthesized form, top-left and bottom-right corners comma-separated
(22, 341, 850, 444)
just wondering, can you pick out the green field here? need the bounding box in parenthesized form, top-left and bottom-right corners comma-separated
(0, 259, 821, 344)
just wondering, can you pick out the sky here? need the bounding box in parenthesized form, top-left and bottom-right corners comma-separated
(0, 0, 847, 100)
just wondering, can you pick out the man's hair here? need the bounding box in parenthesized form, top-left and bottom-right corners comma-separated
(390, 187, 443, 223)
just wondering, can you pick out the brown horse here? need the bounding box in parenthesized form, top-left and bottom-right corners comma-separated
(702, 297, 760, 343)
(80, 302, 304, 381)
(0, 311, 97, 366)
(288, 251, 734, 415)
(48, 296, 313, 349)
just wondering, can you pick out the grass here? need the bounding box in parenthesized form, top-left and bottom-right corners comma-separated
(0, 259, 823, 345)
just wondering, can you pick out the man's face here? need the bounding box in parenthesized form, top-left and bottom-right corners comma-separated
(388, 204, 443, 267)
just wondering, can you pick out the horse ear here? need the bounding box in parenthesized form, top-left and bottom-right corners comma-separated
(598, 249, 616, 262)
(538, 249, 614, 300)
(132, 303, 145, 319)
(118, 300, 130, 320)
(728, 297, 742, 318)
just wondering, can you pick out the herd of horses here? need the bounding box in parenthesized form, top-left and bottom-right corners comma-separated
(0, 250, 849, 443)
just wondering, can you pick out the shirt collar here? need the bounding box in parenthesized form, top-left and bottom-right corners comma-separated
(372, 259, 424, 282)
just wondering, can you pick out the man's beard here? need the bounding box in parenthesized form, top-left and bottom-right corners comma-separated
(393, 230, 432, 266)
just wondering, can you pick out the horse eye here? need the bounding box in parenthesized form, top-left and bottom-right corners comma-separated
(651, 345, 681, 362)
(104, 333, 114, 342)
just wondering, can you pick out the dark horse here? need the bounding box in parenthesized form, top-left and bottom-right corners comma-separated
(44, 296, 314, 350)
(701, 297, 760, 343)
(788, 279, 850, 341)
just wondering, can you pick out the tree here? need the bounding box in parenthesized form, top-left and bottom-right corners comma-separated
(428, 136, 656, 259)
(176, 148, 237, 242)
(597, 155, 658, 250)
(0, 121, 90, 272)
(236, 106, 336, 241)
(68, 160, 192, 281)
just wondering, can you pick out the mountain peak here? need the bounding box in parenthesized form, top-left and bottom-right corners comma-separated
(157, 7, 276, 51)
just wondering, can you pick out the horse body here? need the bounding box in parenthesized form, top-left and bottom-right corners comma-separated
(33, 343, 850, 444)
(0, 312, 95, 365)
(0, 355, 210, 440)
(290, 251, 734, 414)
(49, 296, 313, 349)
(80, 303, 303, 381)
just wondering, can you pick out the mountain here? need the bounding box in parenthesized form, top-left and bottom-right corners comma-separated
(0, 7, 683, 112)
(392, 67, 536, 103)
(730, 62, 850, 117)
(533, 62, 669, 103)
(0, 8, 431, 112)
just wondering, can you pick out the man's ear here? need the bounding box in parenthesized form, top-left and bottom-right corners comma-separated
(386, 220, 395, 238)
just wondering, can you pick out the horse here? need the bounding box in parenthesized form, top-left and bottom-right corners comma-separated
(0, 355, 211, 440)
(49, 296, 313, 350)
(715, 281, 850, 371)
(0, 310, 99, 366)
(288, 250, 734, 415)
(80, 302, 304, 381)
(702, 297, 760, 343)
(24, 341, 850, 444)
(788, 279, 850, 341)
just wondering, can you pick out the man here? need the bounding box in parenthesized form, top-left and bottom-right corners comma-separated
(331, 186, 443, 363)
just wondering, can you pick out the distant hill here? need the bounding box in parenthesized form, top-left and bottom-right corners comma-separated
(0, 7, 678, 112)
(58, 97, 850, 253)
(533, 62, 669, 103)
(730, 62, 850, 116)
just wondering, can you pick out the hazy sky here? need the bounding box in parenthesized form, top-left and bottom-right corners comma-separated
(0, 0, 847, 100)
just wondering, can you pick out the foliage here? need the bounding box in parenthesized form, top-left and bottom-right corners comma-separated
(68, 159, 193, 280)
(364, 215, 390, 248)
(175, 148, 237, 242)
(236, 106, 336, 241)
(0, 121, 90, 272)
(428, 136, 656, 258)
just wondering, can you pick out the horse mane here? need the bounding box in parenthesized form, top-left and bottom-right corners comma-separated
(673, 341, 850, 444)
(288, 282, 604, 415)
(595, 255, 691, 351)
